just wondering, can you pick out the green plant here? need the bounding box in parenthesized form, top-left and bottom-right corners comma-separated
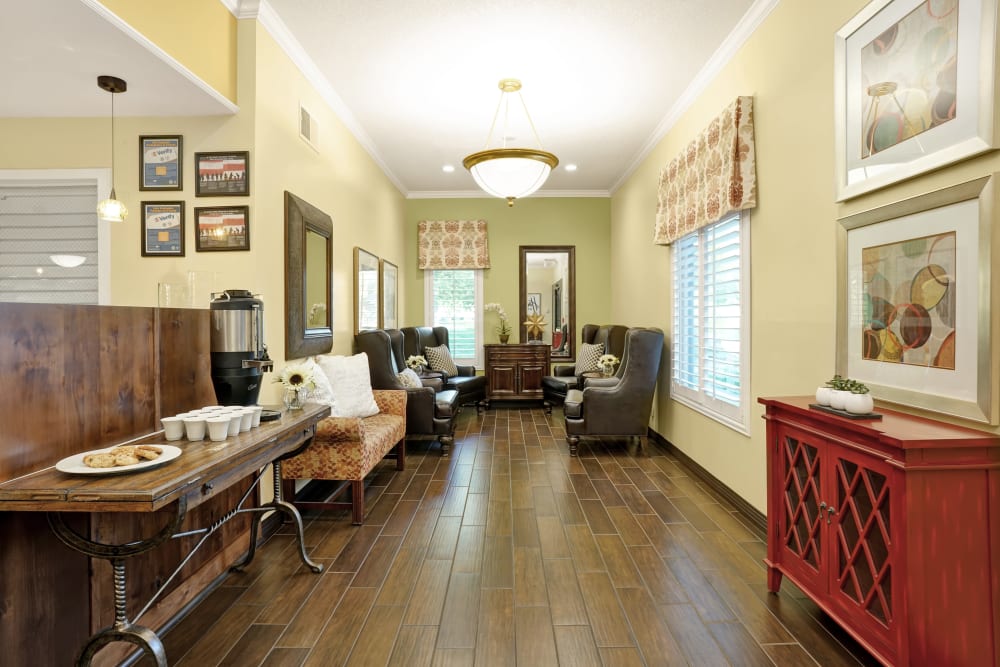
(825, 374, 847, 391)
(847, 380, 870, 394)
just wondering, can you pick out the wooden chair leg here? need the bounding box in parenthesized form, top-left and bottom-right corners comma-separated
(395, 439, 406, 470)
(351, 480, 365, 525)
(567, 435, 579, 457)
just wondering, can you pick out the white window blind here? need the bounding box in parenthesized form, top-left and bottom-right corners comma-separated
(424, 269, 483, 366)
(671, 211, 750, 432)
(0, 182, 100, 304)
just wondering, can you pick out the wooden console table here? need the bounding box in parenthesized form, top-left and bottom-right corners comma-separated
(0, 403, 329, 666)
(760, 396, 1000, 666)
(484, 343, 550, 406)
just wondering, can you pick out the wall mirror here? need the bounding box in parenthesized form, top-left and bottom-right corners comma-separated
(519, 245, 575, 360)
(354, 247, 380, 334)
(284, 191, 332, 358)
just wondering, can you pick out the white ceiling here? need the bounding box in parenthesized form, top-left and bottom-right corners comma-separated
(1, 0, 767, 197)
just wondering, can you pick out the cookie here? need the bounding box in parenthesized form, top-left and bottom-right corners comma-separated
(83, 453, 117, 468)
(113, 452, 141, 466)
(134, 445, 162, 460)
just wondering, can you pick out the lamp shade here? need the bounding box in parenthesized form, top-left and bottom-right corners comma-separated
(463, 148, 558, 203)
(97, 194, 128, 222)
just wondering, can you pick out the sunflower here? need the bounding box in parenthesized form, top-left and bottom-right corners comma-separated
(277, 363, 316, 390)
(523, 313, 548, 338)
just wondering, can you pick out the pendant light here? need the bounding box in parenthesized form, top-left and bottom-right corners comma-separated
(463, 79, 558, 207)
(96, 75, 128, 222)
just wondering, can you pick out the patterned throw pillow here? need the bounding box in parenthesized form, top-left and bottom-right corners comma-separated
(425, 344, 459, 377)
(396, 368, 423, 388)
(574, 342, 604, 375)
(315, 352, 380, 418)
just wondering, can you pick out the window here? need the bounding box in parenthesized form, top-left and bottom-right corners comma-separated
(671, 210, 750, 433)
(424, 269, 484, 367)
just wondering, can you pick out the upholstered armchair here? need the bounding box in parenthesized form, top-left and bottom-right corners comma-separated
(401, 326, 487, 409)
(563, 327, 664, 456)
(542, 324, 629, 413)
(355, 329, 459, 455)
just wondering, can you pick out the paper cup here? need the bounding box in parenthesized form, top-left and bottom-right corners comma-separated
(249, 405, 263, 427)
(207, 417, 231, 442)
(226, 414, 242, 437)
(184, 416, 207, 441)
(161, 416, 185, 441)
(238, 408, 254, 432)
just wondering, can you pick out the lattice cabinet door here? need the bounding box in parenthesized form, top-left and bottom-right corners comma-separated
(773, 424, 828, 594)
(827, 444, 898, 655)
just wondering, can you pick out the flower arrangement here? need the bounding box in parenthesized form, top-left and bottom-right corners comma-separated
(598, 353, 620, 376)
(275, 363, 316, 391)
(484, 302, 512, 337)
(406, 354, 428, 371)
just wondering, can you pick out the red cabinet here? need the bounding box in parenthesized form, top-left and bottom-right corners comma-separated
(760, 397, 1000, 667)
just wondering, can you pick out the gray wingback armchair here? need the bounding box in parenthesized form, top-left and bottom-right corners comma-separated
(401, 326, 487, 410)
(563, 327, 664, 456)
(355, 329, 459, 455)
(542, 324, 629, 413)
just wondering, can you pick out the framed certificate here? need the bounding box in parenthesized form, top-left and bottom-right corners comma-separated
(140, 201, 184, 256)
(139, 135, 182, 191)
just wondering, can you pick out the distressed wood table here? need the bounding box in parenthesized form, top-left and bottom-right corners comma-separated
(0, 402, 329, 667)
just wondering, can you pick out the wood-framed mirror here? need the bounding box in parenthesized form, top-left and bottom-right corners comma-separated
(284, 191, 332, 358)
(354, 247, 380, 334)
(519, 245, 575, 360)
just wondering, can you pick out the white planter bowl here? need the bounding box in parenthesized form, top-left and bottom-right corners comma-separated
(815, 387, 833, 406)
(829, 389, 850, 411)
(844, 393, 874, 415)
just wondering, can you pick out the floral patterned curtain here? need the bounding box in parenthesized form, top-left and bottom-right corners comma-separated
(653, 96, 757, 245)
(418, 219, 491, 269)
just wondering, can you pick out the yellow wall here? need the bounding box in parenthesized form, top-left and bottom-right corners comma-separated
(403, 198, 612, 347)
(611, 0, 1000, 512)
(97, 0, 238, 103)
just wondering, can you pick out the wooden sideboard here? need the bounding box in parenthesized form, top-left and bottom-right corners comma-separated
(759, 396, 1000, 667)
(484, 343, 550, 406)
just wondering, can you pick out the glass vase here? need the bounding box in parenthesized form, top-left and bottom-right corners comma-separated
(283, 387, 307, 410)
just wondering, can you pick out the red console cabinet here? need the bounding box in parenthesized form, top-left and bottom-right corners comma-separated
(759, 396, 1000, 667)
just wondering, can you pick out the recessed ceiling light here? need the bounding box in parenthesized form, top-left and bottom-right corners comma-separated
(565, 164, 578, 172)
(442, 164, 455, 173)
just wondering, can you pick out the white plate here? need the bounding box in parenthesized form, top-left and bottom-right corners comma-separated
(56, 444, 182, 475)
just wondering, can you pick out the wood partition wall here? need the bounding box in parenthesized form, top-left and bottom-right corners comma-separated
(0, 303, 253, 666)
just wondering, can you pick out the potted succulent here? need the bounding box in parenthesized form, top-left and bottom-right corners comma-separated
(844, 380, 873, 414)
(816, 374, 846, 408)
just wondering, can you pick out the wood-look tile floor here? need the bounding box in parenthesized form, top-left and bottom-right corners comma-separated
(140, 407, 880, 667)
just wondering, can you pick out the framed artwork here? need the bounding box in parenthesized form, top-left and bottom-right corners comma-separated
(194, 151, 249, 196)
(527, 292, 541, 315)
(354, 247, 380, 334)
(139, 135, 182, 191)
(834, 0, 999, 201)
(380, 259, 398, 329)
(194, 205, 250, 251)
(837, 174, 999, 423)
(140, 201, 184, 256)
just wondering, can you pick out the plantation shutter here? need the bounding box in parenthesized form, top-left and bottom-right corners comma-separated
(0, 182, 99, 304)
(431, 269, 476, 359)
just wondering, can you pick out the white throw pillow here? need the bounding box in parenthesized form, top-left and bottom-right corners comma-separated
(425, 344, 459, 377)
(315, 352, 380, 418)
(575, 342, 604, 375)
(304, 357, 336, 405)
(397, 367, 422, 388)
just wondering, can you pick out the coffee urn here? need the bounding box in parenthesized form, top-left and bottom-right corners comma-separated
(210, 289, 273, 405)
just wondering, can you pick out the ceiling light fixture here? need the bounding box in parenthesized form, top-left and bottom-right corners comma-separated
(463, 78, 558, 207)
(442, 164, 455, 173)
(49, 255, 86, 268)
(96, 75, 128, 222)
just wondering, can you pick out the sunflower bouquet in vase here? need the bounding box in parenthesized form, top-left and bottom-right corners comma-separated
(275, 362, 316, 410)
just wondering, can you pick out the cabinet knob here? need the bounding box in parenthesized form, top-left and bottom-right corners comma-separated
(819, 501, 827, 510)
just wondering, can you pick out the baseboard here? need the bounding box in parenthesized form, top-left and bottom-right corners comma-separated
(647, 428, 766, 540)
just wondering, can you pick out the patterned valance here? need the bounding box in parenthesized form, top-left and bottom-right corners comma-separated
(653, 96, 757, 245)
(418, 219, 491, 270)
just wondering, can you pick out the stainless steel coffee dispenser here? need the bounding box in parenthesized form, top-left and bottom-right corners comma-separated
(210, 289, 273, 405)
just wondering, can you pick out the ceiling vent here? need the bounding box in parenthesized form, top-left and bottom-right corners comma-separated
(299, 104, 318, 150)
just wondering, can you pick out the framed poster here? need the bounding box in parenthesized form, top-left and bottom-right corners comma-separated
(139, 135, 182, 191)
(527, 292, 541, 315)
(354, 247, 379, 334)
(380, 259, 398, 329)
(194, 206, 250, 251)
(834, 0, 999, 201)
(140, 201, 184, 256)
(194, 151, 249, 196)
(837, 174, 999, 423)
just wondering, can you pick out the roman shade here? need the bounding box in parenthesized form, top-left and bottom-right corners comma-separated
(417, 219, 491, 269)
(653, 96, 757, 245)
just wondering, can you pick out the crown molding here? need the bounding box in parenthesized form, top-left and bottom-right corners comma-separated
(406, 189, 610, 200)
(81, 0, 240, 115)
(253, 0, 406, 194)
(609, 0, 779, 195)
